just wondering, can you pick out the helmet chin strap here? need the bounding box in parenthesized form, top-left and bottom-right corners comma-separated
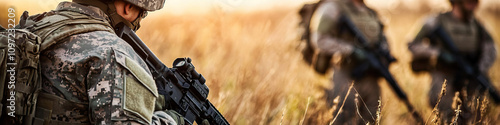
(129, 13, 142, 31)
(73, 0, 141, 31)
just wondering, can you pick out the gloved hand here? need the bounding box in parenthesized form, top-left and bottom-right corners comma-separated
(438, 51, 455, 64)
(165, 110, 185, 125)
(201, 119, 210, 125)
(165, 110, 210, 125)
(351, 48, 367, 61)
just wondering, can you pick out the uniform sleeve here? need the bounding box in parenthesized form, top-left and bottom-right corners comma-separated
(74, 31, 177, 125)
(313, 2, 355, 56)
(408, 17, 440, 61)
(477, 25, 497, 74)
(86, 48, 178, 125)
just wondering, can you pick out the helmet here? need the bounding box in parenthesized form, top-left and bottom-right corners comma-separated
(123, 0, 165, 11)
(449, 0, 478, 4)
(74, 0, 165, 11)
(73, 0, 164, 30)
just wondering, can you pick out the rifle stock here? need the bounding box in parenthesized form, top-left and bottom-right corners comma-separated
(431, 26, 500, 103)
(115, 23, 230, 125)
(339, 15, 424, 122)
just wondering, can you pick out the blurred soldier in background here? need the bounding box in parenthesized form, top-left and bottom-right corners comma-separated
(7, 0, 186, 124)
(409, 0, 496, 123)
(301, 0, 394, 124)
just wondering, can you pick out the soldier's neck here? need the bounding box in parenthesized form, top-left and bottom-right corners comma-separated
(451, 5, 473, 23)
(452, 8, 464, 20)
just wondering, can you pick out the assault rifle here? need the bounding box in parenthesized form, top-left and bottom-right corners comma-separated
(430, 26, 500, 103)
(115, 23, 230, 125)
(339, 15, 424, 122)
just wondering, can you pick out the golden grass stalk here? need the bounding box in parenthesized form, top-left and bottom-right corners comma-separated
(330, 82, 355, 125)
(450, 92, 462, 125)
(353, 87, 375, 121)
(427, 80, 447, 125)
(376, 97, 382, 125)
(355, 93, 368, 124)
(280, 105, 287, 125)
(450, 104, 462, 125)
(473, 97, 480, 123)
(451, 92, 460, 110)
(479, 93, 489, 124)
(299, 97, 311, 125)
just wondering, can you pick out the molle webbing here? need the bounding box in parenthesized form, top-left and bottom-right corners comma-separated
(27, 10, 115, 51)
(0, 28, 42, 125)
(33, 93, 88, 125)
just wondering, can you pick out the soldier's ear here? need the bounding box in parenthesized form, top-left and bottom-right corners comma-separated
(123, 3, 133, 15)
(123, 3, 141, 18)
(114, 0, 139, 22)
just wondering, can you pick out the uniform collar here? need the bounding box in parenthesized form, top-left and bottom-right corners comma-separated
(443, 12, 476, 24)
(55, 2, 109, 21)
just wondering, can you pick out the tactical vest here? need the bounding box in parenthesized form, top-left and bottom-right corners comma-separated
(410, 13, 486, 72)
(0, 9, 114, 125)
(336, 0, 383, 48)
(437, 13, 482, 63)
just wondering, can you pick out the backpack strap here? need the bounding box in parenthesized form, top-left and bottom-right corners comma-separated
(26, 10, 115, 51)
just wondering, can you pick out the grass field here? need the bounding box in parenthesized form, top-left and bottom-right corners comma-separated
(2, 0, 500, 124)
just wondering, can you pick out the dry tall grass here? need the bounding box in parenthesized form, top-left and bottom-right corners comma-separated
(1, 0, 500, 124)
(139, 1, 500, 124)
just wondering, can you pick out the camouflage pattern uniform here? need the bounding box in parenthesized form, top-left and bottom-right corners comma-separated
(409, 12, 496, 123)
(310, 0, 390, 124)
(123, 0, 165, 11)
(36, 2, 177, 125)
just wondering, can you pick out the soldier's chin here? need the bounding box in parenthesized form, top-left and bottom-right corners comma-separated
(463, 10, 474, 20)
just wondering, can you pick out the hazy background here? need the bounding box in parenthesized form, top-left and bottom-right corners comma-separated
(1, 0, 500, 124)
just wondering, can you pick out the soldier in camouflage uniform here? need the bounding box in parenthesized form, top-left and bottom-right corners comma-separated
(32, 0, 184, 124)
(308, 0, 392, 124)
(409, 0, 496, 123)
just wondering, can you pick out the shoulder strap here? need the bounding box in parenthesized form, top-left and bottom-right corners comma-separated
(26, 10, 115, 51)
